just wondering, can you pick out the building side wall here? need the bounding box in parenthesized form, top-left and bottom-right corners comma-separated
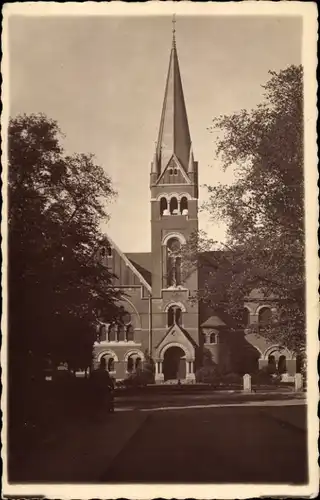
(93, 285, 150, 380)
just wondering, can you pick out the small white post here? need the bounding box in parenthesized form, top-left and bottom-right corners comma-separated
(243, 373, 251, 392)
(294, 373, 303, 392)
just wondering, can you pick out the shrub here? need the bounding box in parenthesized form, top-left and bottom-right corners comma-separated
(195, 365, 219, 384)
(124, 367, 154, 388)
(115, 380, 126, 389)
(252, 367, 282, 386)
(220, 372, 242, 385)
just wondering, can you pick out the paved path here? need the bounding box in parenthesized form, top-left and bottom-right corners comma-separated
(115, 391, 305, 411)
(101, 405, 308, 484)
(9, 398, 307, 484)
(9, 412, 148, 483)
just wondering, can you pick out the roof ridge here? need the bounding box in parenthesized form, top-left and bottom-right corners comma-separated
(105, 234, 152, 293)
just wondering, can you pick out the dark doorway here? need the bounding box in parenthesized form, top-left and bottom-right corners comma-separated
(163, 346, 186, 381)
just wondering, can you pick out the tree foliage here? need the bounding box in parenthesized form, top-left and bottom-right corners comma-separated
(8, 113, 121, 377)
(184, 65, 304, 352)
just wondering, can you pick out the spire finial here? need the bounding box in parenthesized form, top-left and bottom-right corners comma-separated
(172, 14, 176, 47)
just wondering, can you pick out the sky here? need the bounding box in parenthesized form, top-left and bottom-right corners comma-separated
(9, 14, 302, 252)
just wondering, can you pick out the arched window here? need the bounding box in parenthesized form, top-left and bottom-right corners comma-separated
(127, 356, 134, 373)
(108, 357, 115, 372)
(135, 357, 142, 371)
(99, 324, 107, 342)
(167, 305, 182, 327)
(175, 307, 182, 326)
(204, 332, 211, 344)
(108, 324, 116, 342)
(126, 325, 134, 342)
(100, 353, 116, 372)
(100, 246, 106, 258)
(175, 257, 182, 286)
(160, 197, 167, 216)
(126, 353, 142, 373)
(173, 168, 178, 175)
(169, 168, 173, 176)
(267, 354, 277, 374)
(167, 238, 181, 252)
(167, 237, 182, 287)
(167, 256, 182, 286)
(170, 197, 178, 215)
(107, 246, 112, 257)
(258, 307, 272, 326)
(122, 311, 131, 325)
(278, 355, 287, 374)
(210, 332, 218, 344)
(168, 259, 181, 286)
(168, 306, 175, 327)
(117, 324, 125, 341)
(180, 196, 188, 214)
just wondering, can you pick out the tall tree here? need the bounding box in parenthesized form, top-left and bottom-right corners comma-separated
(184, 65, 304, 352)
(8, 113, 121, 379)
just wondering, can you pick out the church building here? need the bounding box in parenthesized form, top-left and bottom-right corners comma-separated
(93, 29, 298, 382)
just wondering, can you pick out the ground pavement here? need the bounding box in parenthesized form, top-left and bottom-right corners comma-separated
(101, 404, 308, 484)
(8, 393, 307, 484)
(115, 389, 305, 411)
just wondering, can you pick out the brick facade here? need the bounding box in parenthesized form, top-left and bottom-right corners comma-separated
(92, 34, 297, 381)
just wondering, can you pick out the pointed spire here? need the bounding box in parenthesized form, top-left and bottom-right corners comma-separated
(151, 142, 158, 174)
(188, 143, 194, 173)
(155, 17, 192, 174)
(172, 13, 176, 48)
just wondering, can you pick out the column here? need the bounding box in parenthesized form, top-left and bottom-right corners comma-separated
(250, 313, 258, 326)
(185, 360, 189, 375)
(155, 360, 164, 384)
(106, 324, 109, 342)
(186, 360, 195, 383)
(162, 244, 167, 289)
(114, 324, 118, 342)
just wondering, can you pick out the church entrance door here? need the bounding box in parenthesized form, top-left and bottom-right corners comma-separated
(163, 346, 186, 381)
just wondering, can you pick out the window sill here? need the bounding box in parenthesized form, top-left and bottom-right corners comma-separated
(160, 214, 188, 218)
(163, 286, 188, 291)
(94, 340, 141, 346)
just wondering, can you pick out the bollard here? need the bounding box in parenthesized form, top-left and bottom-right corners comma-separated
(243, 373, 251, 392)
(294, 373, 303, 392)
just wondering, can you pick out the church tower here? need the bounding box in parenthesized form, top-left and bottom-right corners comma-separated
(150, 23, 199, 382)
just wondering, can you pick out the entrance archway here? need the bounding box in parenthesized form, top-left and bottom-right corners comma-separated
(163, 346, 186, 381)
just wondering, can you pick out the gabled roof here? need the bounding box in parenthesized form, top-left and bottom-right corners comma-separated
(156, 153, 191, 185)
(105, 235, 152, 293)
(155, 322, 197, 358)
(201, 315, 227, 329)
(125, 252, 152, 286)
